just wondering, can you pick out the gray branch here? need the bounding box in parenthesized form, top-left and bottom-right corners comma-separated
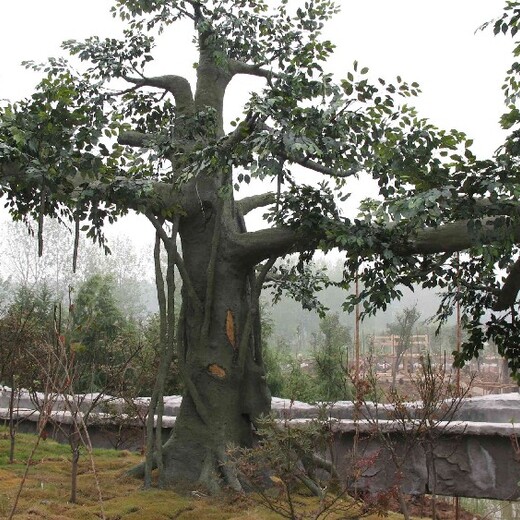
(228, 60, 275, 80)
(219, 113, 263, 153)
(236, 192, 276, 215)
(493, 256, 520, 311)
(231, 216, 520, 265)
(118, 130, 155, 148)
(124, 75, 195, 114)
(287, 155, 361, 178)
(258, 123, 360, 178)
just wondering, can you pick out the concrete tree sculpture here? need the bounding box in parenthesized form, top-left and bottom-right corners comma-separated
(1, 0, 520, 490)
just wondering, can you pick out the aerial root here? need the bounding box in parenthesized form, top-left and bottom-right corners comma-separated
(197, 447, 244, 494)
(125, 460, 147, 479)
(311, 453, 340, 480)
(217, 446, 243, 493)
(297, 470, 324, 498)
(198, 450, 221, 495)
(124, 450, 158, 480)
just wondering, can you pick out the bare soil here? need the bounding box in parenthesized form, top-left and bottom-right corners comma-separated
(398, 494, 482, 520)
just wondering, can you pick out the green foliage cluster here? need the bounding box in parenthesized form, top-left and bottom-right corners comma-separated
(0, 274, 180, 397)
(267, 260, 331, 318)
(0, 285, 55, 392)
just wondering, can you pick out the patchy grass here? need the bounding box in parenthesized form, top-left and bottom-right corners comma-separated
(0, 427, 428, 519)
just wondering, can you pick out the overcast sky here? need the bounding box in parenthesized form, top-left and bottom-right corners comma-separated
(0, 0, 514, 245)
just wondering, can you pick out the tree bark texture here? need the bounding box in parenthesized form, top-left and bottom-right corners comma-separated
(156, 182, 272, 488)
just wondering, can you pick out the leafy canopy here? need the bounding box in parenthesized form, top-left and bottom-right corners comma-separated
(1, 1, 520, 378)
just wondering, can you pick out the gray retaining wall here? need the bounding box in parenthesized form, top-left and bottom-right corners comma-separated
(2, 388, 520, 500)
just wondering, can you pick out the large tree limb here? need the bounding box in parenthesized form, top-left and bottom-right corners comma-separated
(228, 60, 274, 80)
(230, 227, 299, 264)
(231, 216, 520, 265)
(396, 217, 520, 256)
(118, 130, 156, 148)
(123, 75, 195, 114)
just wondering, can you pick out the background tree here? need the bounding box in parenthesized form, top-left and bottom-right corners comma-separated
(312, 312, 352, 401)
(71, 274, 128, 392)
(386, 305, 421, 390)
(0, 217, 158, 319)
(2, 0, 520, 491)
(0, 285, 54, 463)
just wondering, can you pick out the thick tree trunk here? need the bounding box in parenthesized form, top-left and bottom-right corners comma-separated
(124, 29, 275, 490)
(157, 182, 271, 490)
(161, 381, 264, 489)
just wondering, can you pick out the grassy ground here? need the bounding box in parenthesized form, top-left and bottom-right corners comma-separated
(0, 426, 432, 520)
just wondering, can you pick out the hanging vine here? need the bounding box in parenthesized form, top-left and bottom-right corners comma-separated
(72, 213, 80, 274)
(199, 201, 223, 351)
(37, 186, 47, 257)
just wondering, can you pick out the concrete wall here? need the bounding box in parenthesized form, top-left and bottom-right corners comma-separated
(2, 387, 518, 422)
(331, 420, 520, 500)
(2, 388, 520, 500)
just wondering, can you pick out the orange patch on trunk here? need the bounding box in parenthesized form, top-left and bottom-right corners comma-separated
(208, 363, 226, 379)
(226, 309, 236, 349)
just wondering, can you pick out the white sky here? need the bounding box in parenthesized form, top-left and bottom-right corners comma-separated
(0, 0, 514, 248)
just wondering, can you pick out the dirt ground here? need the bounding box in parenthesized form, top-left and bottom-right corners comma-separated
(398, 495, 481, 520)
